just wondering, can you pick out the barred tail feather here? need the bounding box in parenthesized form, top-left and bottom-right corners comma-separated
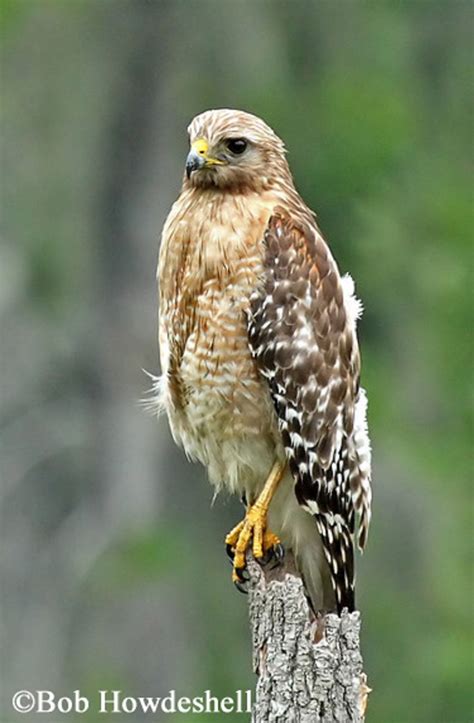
(315, 513, 355, 613)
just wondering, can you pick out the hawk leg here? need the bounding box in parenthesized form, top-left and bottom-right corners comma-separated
(225, 461, 286, 585)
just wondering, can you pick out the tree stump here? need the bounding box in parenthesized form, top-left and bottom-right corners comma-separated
(248, 554, 370, 723)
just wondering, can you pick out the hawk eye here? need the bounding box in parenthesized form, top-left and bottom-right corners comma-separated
(226, 138, 248, 155)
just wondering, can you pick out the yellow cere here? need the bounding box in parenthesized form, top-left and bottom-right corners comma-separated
(191, 138, 224, 165)
(192, 138, 209, 155)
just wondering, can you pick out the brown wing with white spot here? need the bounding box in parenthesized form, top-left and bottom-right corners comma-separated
(248, 212, 372, 612)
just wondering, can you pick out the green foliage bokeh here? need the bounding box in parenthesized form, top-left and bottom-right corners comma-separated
(1, 2, 472, 722)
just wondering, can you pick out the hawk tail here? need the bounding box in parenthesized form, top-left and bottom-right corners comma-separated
(315, 513, 355, 613)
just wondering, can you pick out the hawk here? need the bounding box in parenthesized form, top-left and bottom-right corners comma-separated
(157, 109, 372, 613)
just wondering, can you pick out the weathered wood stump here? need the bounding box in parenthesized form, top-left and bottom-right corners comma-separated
(248, 555, 370, 722)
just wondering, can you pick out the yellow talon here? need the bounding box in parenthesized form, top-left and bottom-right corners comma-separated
(225, 461, 286, 583)
(262, 529, 281, 555)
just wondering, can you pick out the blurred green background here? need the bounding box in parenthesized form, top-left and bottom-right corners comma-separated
(1, 1, 472, 722)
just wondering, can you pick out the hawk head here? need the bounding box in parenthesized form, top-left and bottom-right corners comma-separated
(184, 109, 291, 191)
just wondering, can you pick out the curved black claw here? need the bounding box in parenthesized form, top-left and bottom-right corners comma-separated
(256, 543, 285, 569)
(226, 544, 235, 562)
(232, 562, 250, 594)
(234, 579, 249, 594)
(272, 543, 285, 566)
(234, 565, 250, 583)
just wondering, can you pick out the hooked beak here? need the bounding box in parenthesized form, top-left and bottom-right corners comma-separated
(185, 138, 224, 179)
(185, 149, 206, 179)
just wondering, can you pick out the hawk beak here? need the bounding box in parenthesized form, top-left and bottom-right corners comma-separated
(185, 149, 206, 179)
(186, 138, 224, 179)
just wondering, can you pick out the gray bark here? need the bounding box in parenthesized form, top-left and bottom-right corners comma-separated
(248, 555, 370, 723)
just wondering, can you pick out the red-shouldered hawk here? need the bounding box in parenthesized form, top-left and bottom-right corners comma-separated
(156, 109, 372, 613)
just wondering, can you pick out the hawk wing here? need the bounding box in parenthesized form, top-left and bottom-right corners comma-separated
(247, 211, 371, 612)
